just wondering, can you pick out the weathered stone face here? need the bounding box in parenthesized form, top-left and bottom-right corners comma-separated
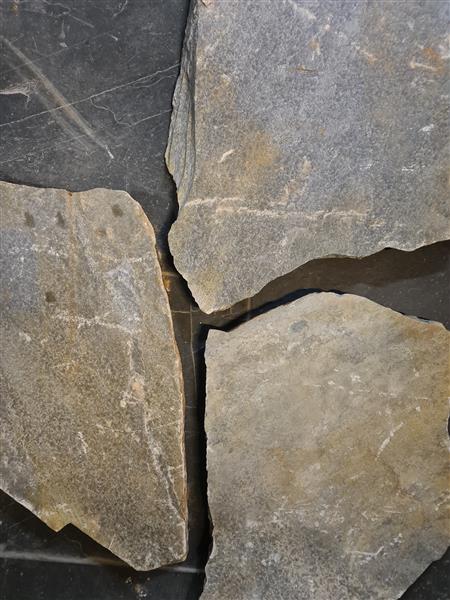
(204, 293, 449, 599)
(0, 182, 187, 570)
(167, 0, 450, 313)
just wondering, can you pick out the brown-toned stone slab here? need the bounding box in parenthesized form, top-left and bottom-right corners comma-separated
(0, 181, 187, 570)
(167, 0, 450, 313)
(204, 293, 449, 599)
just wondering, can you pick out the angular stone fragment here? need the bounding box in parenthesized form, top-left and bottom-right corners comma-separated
(0, 181, 187, 570)
(167, 0, 450, 313)
(204, 293, 449, 599)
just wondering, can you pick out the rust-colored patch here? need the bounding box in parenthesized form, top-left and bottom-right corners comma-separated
(308, 38, 320, 54)
(195, 62, 281, 202)
(243, 130, 278, 172)
(196, 123, 280, 202)
(162, 272, 172, 292)
(422, 47, 447, 75)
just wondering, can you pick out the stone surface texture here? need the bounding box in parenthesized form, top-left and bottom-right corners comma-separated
(167, 0, 450, 313)
(0, 181, 187, 570)
(204, 293, 450, 600)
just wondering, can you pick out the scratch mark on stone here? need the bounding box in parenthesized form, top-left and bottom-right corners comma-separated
(352, 43, 378, 64)
(132, 108, 172, 126)
(0, 62, 180, 131)
(409, 60, 438, 72)
(120, 338, 145, 408)
(0, 36, 113, 158)
(376, 422, 404, 458)
(41, 0, 95, 29)
(1, 31, 124, 80)
(142, 415, 184, 524)
(218, 148, 235, 163)
(0, 131, 93, 166)
(349, 546, 384, 558)
(90, 97, 130, 126)
(0, 80, 36, 102)
(216, 206, 287, 217)
(113, 0, 129, 18)
(77, 431, 88, 454)
(53, 310, 137, 335)
(131, 73, 178, 90)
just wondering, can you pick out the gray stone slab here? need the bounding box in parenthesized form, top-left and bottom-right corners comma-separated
(0, 181, 187, 570)
(167, 0, 450, 313)
(204, 293, 449, 599)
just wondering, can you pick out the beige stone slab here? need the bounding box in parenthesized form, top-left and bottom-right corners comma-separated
(0, 181, 187, 570)
(204, 293, 449, 599)
(167, 0, 450, 312)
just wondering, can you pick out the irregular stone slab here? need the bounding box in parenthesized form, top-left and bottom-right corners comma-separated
(0, 181, 187, 570)
(204, 293, 449, 599)
(167, 0, 450, 313)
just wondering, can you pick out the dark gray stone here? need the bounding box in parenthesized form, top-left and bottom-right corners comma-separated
(167, 0, 450, 312)
(0, 181, 187, 570)
(204, 293, 450, 599)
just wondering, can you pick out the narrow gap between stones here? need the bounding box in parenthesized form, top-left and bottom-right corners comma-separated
(171, 240, 450, 599)
(0, 0, 449, 593)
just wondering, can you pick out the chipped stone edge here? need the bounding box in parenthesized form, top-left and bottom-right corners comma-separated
(165, 0, 198, 211)
(130, 191, 189, 570)
(208, 292, 450, 347)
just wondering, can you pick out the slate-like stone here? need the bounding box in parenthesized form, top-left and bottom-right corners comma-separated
(0, 181, 187, 570)
(204, 293, 450, 599)
(167, 0, 450, 313)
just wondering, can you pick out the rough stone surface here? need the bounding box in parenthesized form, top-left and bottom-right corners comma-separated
(204, 293, 450, 600)
(167, 0, 450, 313)
(0, 181, 187, 570)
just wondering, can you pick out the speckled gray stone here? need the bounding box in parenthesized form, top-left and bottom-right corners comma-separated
(167, 0, 450, 313)
(204, 293, 449, 600)
(0, 181, 187, 570)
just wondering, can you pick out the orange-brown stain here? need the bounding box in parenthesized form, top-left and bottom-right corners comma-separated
(308, 39, 320, 53)
(422, 47, 446, 75)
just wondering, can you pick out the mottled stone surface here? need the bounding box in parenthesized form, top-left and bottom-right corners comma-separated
(0, 181, 187, 570)
(167, 0, 450, 312)
(204, 293, 449, 599)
